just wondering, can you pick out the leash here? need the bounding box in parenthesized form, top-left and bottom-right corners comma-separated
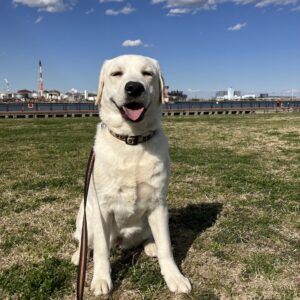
(77, 148, 95, 300)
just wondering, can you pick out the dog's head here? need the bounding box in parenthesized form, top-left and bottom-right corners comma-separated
(95, 55, 165, 134)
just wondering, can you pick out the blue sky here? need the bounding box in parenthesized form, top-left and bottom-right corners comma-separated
(0, 0, 299, 98)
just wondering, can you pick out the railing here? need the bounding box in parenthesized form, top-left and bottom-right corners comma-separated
(0, 101, 299, 118)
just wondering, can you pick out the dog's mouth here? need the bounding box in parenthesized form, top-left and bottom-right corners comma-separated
(111, 99, 146, 122)
(122, 102, 145, 122)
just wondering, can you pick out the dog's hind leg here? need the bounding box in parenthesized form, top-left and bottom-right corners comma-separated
(117, 219, 151, 249)
(144, 237, 157, 258)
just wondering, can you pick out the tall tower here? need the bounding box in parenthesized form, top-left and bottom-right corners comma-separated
(4, 78, 10, 92)
(228, 87, 234, 100)
(38, 60, 44, 97)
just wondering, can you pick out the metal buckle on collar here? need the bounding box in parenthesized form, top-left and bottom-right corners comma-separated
(126, 136, 138, 145)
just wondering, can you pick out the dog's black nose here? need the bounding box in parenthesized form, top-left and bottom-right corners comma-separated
(125, 81, 145, 98)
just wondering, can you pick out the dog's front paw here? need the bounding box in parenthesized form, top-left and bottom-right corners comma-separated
(91, 276, 113, 295)
(164, 273, 191, 294)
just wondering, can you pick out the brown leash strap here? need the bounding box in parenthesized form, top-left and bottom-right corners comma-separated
(77, 148, 95, 300)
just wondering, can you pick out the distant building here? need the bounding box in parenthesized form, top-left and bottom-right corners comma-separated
(168, 90, 187, 102)
(46, 90, 61, 101)
(242, 94, 256, 99)
(259, 93, 269, 98)
(31, 91, 39, 99)
(1, 93, 14, 101)
(64, 91, 84, 102)
(86, 93, 97, 101)
(16, 89, 32, 100)
(216, 91, 227, 97)
(216, 87, 242, 100)
(84, 90, 97, 101)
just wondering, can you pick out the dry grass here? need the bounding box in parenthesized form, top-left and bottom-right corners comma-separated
(0, 113, 300, 299)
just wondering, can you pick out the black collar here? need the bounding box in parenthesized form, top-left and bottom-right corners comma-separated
(101, 123, 156, 146)
(108, 128, 156, 145)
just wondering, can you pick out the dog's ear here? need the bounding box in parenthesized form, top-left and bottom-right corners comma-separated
(95, 60, 108, 105)
(154, 60, 168, 104)
(159, 72, 168, 103)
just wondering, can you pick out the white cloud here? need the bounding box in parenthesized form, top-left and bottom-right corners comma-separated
(228, 22, 247, 31)
(152, 0, 300, 12)
(291, 4, 300, 9)
(232, 0, 295, 5)
(105, 5, 135, 15)
(85, 8, 95, 14)
(254, 0, 297, 7)
(153, 0, 217, 10)
(122, 39, 144, 47)
(13, 0, 76, 13)
(167, 8, 191, 15)
(122, 40, 154, 47)
(100, 0, 123, 2)
(34, 15, 43, 23)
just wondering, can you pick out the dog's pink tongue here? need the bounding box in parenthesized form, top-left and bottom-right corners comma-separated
(122, 107, 144, 121)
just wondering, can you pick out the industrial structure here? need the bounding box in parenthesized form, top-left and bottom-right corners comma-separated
(38, 60, 44, 97)
(216, 87, 255, 100)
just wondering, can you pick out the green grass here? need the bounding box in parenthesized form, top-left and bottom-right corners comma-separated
(0, 257, 74, 299)
(0, 114, 300, 299)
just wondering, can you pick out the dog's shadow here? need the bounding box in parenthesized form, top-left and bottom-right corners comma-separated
(169, 203, 223, 266)
(110, 202, 222, 288)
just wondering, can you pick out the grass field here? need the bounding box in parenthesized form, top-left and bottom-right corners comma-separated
(0, 114, 299, 300)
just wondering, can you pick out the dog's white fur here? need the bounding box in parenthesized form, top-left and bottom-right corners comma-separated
(72, 55, 191, 295)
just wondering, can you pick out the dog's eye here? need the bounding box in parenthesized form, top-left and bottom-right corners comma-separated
(142, 71, 153, 77)
(111, 71, 123, 77)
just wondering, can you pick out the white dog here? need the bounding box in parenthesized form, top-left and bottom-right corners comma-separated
(72, 55, 191, 295)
